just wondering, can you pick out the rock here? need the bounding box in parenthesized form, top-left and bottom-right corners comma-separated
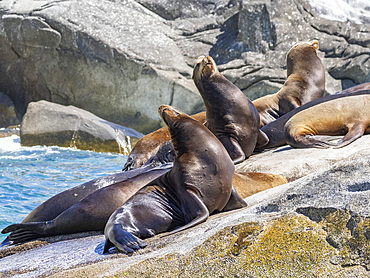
(237, 134, 370, 182)
(1, 136, 369, 277)
(0, 91, 20, 128)
(20, 100, 143, 155)
(0, 0, 369, 133)
(0, 128, 20, 138)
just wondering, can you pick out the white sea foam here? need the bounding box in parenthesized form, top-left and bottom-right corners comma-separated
(308, 0, 370, 24)
(0, 135, 80, 154)
(0, 135, 21, 152)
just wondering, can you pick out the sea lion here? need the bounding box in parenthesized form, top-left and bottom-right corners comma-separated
(193, 56, 267, 164)
(260, 89, 370, 149)
(336, 82, 370, 95)
(6, 144, 177, 226)
(122, 111, 206, 171)
(253, 40, 325, 127)
(1, 164, 172, 244)
(284, 94, 370, 148)
(232, 172, 288, 199)
(103, 105, 246, 253)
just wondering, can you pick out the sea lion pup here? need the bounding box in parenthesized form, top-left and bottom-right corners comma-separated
(1, 164, 172, 244)
(284, 94, 370, 148)
(122, 112, 206, 171)
(193, 56, 267, 164)
(259, 89, 370, 149)
(103, 105, 246, 253)
(253, 40, 325, 127)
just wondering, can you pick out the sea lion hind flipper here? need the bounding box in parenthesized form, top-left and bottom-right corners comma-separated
(105, 224, 147, 253)
(163, 189, 209, 237)
(222, 186, 247, 212)
(255, 130, 269, 149)
(2, 222, 49, 244)
(334, 123, 367, 148)
(122, 156, 135, 171)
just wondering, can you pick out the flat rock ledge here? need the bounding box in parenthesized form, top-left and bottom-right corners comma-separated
(20, 100, 143, 155)
(0, 135, 369, 277)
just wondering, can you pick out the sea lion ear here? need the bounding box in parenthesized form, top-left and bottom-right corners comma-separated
(311, 40, 319, 51)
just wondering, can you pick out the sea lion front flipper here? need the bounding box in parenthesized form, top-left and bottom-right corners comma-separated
(103, 239, 115, 253)
(219, 137, 246, 164)
(164, 189, 209, 237)
(334, 123, 367, 148)
(255, 130, 269, 148)
(222, 186, 247, 212)
(104, 224, 147, 254)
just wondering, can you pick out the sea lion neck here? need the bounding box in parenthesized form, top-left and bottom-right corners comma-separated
(167, 119, 198, 157)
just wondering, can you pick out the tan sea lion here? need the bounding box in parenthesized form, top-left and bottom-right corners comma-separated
(284, 94, 370, 148)
(193, 56, 268, 164)
(233, 172, 288, 199)
(253, 40, 325, 127)
(260, 88, 370, 149)
(103, 105, 246, 253)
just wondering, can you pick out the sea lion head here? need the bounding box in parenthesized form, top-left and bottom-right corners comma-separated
(158, 105, 182, 130)
(158, 104, 219, 156)
(286, 39, 320, 76)
(192, 56, 219, 86)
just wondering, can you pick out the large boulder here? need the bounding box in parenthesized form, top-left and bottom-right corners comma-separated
(1, 135, 369, 277)
(21, 100, 143, 154)
(0, 0, 369, 133)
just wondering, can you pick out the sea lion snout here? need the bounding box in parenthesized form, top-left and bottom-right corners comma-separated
(310, 39, 319, 51)
(158, 105, 180, 126)
(193, 56, 217, 81)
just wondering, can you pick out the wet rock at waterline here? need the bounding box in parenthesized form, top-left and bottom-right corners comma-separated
(0, 0, 369, 133)
(20, 101, 143, 154)
(1, 138, 369, 277)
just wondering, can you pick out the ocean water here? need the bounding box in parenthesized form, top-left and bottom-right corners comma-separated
(0, 135, 127, 242)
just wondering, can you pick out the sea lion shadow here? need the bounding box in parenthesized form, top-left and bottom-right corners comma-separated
(95, 241, 112, 255)
(272, 146, 292, 153)
(94, 240, 135, 256)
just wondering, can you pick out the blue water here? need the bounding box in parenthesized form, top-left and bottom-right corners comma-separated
(0, 135, 127, 242)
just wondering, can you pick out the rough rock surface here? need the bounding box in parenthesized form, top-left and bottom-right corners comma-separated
(1, 135, 369, 277)
(21, 100, 143, 154)
(237, 134, 370, 182)
(0, 91, 20, 128)
(0, 0, 369, 133)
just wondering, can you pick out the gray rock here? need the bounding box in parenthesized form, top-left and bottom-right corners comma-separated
(0, 91, 20, 127)
(237, 135, 370, 182)
(0, 140, 369, 277)
(20, 100, 143, 154)
(0, 0, 369, 134)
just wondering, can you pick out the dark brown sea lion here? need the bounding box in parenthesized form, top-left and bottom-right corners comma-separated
(253, 40, 325, 127)
(1, 164, 172, 244)
(284, 94, 370, 148)
(260, 89, 370, 149)
(122, 111, 206, 171)
(193, 56, 267, 164)
(336, 82, 370, 95)
(103, 105, 246, 253)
